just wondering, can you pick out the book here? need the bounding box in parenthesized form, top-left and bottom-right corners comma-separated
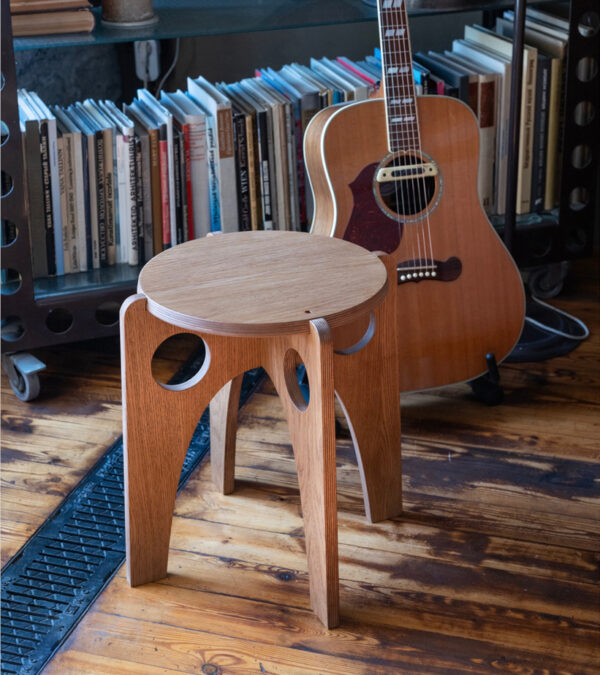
(53, 111, 79, 272)
(497, 14, 567, 210)
(249, 77, 293, 231)
(220, 83, 262, 231)
(76, 102, 108, 267)
(12, 8, 94, 36)
(27, 91, 65, 275)
(67, 104, 100, 268)
(452, 39, 512, 215)
(216, 83, 252, 232)
(124, 101, 163, 256)
(464, 25, 538, 215)
(413, 52, 471, 103)
(137, 90, 177, 246)
(101, 100, 141, 265)
(162, 91, 210, 239)
(82, 100, 118, 264)
(160, 92, 198, 241)
(495, 17, 553, 212)
(230, 81, 274, 230)
(187, 76, 238, 233)
(54, 106, 88, 271)
(10, 0, 90, 12)
(441, 51, 499, 213)
(18, 95, 49, 277)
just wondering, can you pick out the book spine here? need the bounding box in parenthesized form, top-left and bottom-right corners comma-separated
(181, 123, 194, 241)
(147, 130, 162, 256)
(128, 133, 139, 265)
(158, 137, 171, 248)
(114, 133, 128, 264)
(64, 133, 80, 272)
(103, 130, 116, 265)
(95, 131, 108, 266)
(245, 114, 260, 231)
(47, 119, 64, 275)
(216, 107, 238, 233)
(205, 116, 221, 231)
(544, 60, 561, 211)
(39, 121, 57, 275)
(233, 111, 251, 231)
(134, 136, 144, 262)
(516, 53, 536, 215)
(256, 110, 273, 230)
(23, 121, 48, 278)
(57, 137, 71, 273)
(139, 133, 153, 262)
(284, 104, 300, 231)
(172, 128, 184, 244)
(188, 118, 210, 238)
(530, 57, 550, 212)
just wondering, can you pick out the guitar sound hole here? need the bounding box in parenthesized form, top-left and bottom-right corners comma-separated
(379, 154, 436, 217)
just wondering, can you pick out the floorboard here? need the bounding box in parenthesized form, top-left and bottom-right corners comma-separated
(1, 262, 598, 673)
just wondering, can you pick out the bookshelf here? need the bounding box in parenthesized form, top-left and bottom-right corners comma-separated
(1, 0, 598, 399)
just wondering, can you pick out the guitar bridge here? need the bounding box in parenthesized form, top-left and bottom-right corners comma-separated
(397, 257, 462, 284)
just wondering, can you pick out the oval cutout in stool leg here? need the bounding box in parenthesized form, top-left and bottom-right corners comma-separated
(283, 348, 309, 411)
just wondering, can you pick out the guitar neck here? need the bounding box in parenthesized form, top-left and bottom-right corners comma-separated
(377, 0, 421, 153)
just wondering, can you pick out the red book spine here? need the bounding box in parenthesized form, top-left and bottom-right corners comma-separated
(182, 123, 195, 241)
(158, 138, 171, 248)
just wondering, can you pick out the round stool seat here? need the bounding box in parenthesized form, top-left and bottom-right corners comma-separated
(138, 230, 388, 336)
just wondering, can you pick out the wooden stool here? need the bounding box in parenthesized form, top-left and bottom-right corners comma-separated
(120, 230, 402, 628)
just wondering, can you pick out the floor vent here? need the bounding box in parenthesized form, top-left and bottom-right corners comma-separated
(1, 365, 263, 675)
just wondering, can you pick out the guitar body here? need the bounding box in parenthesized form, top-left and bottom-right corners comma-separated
(305, 95, 525, 392)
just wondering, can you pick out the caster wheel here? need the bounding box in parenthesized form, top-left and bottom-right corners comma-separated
(526, 262, 570, 299)
(1, 352, 46, 402)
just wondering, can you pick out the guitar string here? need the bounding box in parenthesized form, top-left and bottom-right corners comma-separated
(390, 7, 432, 277)
(383, 2, 435, 277)
(377, 4, 417, 272)
(382, 12, 424, 276)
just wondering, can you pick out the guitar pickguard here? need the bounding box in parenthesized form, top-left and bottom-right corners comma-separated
(343, 163, 402, 253)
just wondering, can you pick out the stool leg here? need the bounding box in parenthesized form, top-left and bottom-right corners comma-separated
(333, 254, 403, 523)
(210, 375, 243, 494)
(120, 296, 212, 586)
(267, 319, 339, 628)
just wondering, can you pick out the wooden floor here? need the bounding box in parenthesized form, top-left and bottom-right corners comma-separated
(2, 263, 599, 674)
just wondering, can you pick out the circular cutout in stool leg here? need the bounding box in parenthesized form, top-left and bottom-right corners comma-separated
(283, 348, 309, 411)
(152, 333, 210, 391)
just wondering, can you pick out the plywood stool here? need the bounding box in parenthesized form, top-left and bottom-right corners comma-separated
(120, 230, 403, 628)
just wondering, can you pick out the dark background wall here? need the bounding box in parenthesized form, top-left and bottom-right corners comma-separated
(15, 11, 481, 105)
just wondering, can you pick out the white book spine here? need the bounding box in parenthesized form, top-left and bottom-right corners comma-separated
(72, 131, 87, 271)
(188, 117, 210, 238)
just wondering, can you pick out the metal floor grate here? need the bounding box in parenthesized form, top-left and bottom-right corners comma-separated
(1, 365, 263, 674)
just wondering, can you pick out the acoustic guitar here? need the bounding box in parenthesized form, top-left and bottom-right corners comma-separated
(305, 0, 525, 392)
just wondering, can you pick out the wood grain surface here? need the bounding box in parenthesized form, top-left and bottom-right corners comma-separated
(2, 263, 598, 673)
(138, 230, 388, 336)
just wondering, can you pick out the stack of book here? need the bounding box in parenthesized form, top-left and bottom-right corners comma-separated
(18, 5, 570, 279)
(11, 0, 95, 37)
(410, 6, 570, 216)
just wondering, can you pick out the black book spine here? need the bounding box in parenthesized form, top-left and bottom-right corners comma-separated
(233, 110, 251, 231)
(256, 109, 273, 229)
(39, 121, 56, 275)
(80, 134, 93, 271)
(530, 56, 550, 212)
(95, 131, 108, 267)
(134, 136, 144, 263)
(172, 126, 183, 245)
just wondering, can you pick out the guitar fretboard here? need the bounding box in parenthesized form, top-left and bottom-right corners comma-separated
(378, 0, 421, 153)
